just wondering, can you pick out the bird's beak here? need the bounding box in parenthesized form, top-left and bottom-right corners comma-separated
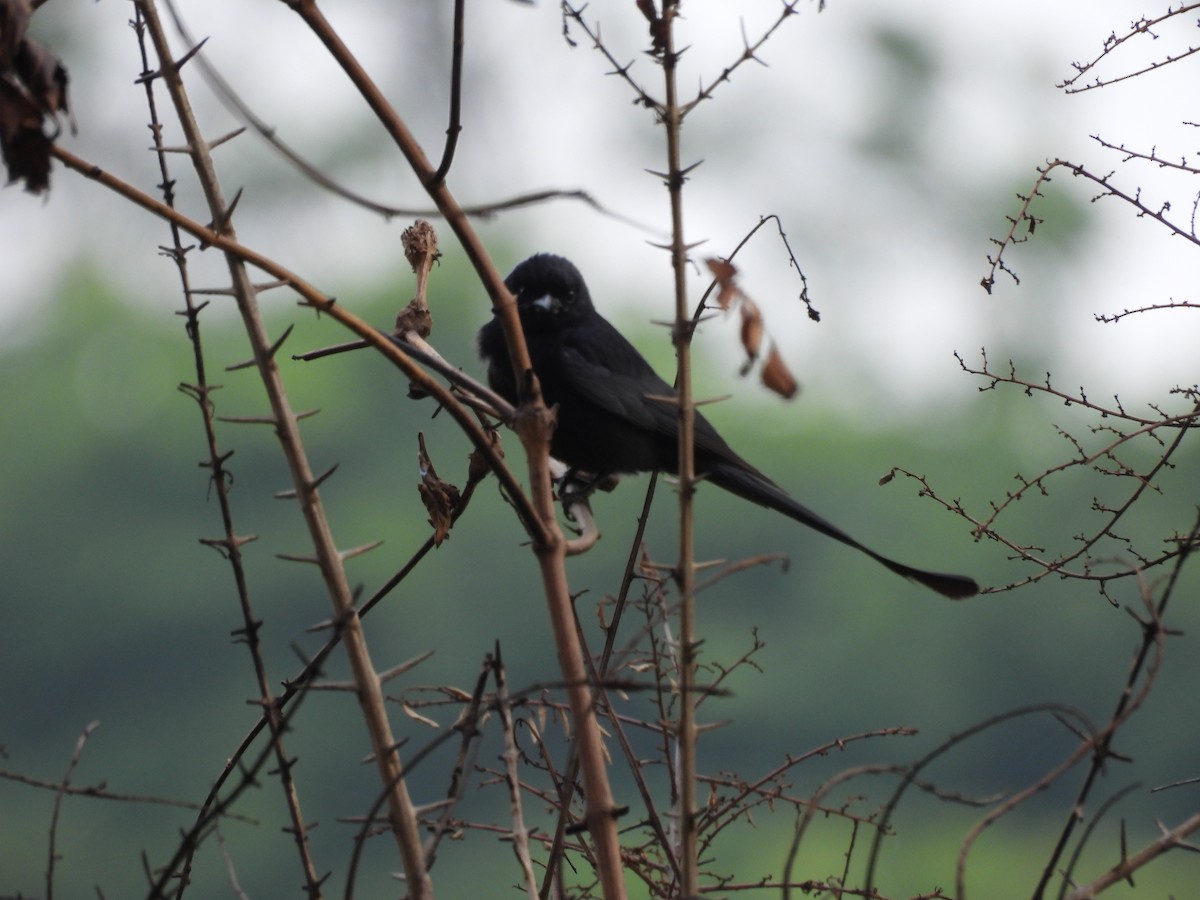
(530, 294, 561, 314)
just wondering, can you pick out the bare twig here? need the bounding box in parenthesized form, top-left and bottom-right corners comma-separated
(492, 646, 540, 896)
(1058, 4, 1200, 93)
(1065, 811, 1200, 898)
(46, 722, 100, 900)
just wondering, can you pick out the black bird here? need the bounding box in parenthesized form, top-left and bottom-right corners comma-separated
(478, 253, 978, 600)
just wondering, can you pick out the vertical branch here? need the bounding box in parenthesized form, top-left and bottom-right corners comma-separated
(129, 7, 322, 892)
(283, 4, 627, 897)
(658, 1, 699, 893)
(133, 2, 429, 895)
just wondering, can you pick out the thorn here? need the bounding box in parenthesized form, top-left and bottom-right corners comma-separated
(208, 126, 247, 150)
(171, 37, 210, 73)
(191, 279, 288, 297)
(276, 463, 340, 498)
(309, 463, 339, 490)
(174, 299, 210, 317)
(199, 534, 258, 557)
(268, 758, 302, 781)
(266, 323, 296, 360)
(210, 187, 244, 235)
(301, 295, 338, 314)
(229, 618, 263, 641)
(287, 642, 322, 673)
(276, 552, 321, 565)
(252, 278, 291, 294)
(340, 540, 384, 562)
(197, 448, 236, 469)
(378, 651, 436, 684)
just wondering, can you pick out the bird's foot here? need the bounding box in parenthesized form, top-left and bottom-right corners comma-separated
(557, 469, 620, 508)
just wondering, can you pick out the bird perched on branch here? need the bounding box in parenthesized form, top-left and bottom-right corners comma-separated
(477, 253, 978, 600)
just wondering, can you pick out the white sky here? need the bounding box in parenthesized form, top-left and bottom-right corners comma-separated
(3, 0, 1196, 424)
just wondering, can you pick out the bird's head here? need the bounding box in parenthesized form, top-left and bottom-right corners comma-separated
(503, 254, 595, 329)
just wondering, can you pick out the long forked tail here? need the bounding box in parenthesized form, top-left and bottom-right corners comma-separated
(706, 463, 979, 600)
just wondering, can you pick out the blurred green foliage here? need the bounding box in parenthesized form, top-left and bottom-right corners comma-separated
(1, 255, 1196, 899)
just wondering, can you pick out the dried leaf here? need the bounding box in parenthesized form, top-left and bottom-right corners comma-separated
(0, 0, 31, 70)
(0, 80, 49, 192)
(417, 433, 460, 546)
(738, 296, 764, 368)
(636, 0, 667, 53)
(705, 257, 739, 311)
(0, 5, 69, 194)
(708, 255, 803, 400)
(15, 37, 68, 117)
(761, 345, 799, 400)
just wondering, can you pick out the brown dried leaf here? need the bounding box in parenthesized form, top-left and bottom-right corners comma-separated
(738, 296, 764, 368)
(705, 257, 739, 311)
(761, 345, 799, 400)
(0, 10, 69, 194)
(636, 0, 667, 53)
(708, 256, 802, 400)
(0, 79, 48, 192)
(418, 480, 460, 545)
(15, 37, 68, 117)
(417, 434, 461, 546)
(0, 0, 31, 70)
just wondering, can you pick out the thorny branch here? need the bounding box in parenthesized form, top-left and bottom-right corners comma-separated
(1059, 3, 1200, 93)
(129, 5, 322, 892)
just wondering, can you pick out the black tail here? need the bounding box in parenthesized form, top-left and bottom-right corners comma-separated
(706, 463, 979, 600)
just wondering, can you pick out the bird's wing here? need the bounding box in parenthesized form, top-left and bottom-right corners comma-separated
(557, 320, 676, 432)
(557, 319, 774, 480)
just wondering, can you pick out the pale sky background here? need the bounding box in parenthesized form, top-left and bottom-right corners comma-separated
(3, 0, 1196, 429)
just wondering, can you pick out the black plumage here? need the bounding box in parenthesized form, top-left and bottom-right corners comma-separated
(478, 253, 978, 600)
